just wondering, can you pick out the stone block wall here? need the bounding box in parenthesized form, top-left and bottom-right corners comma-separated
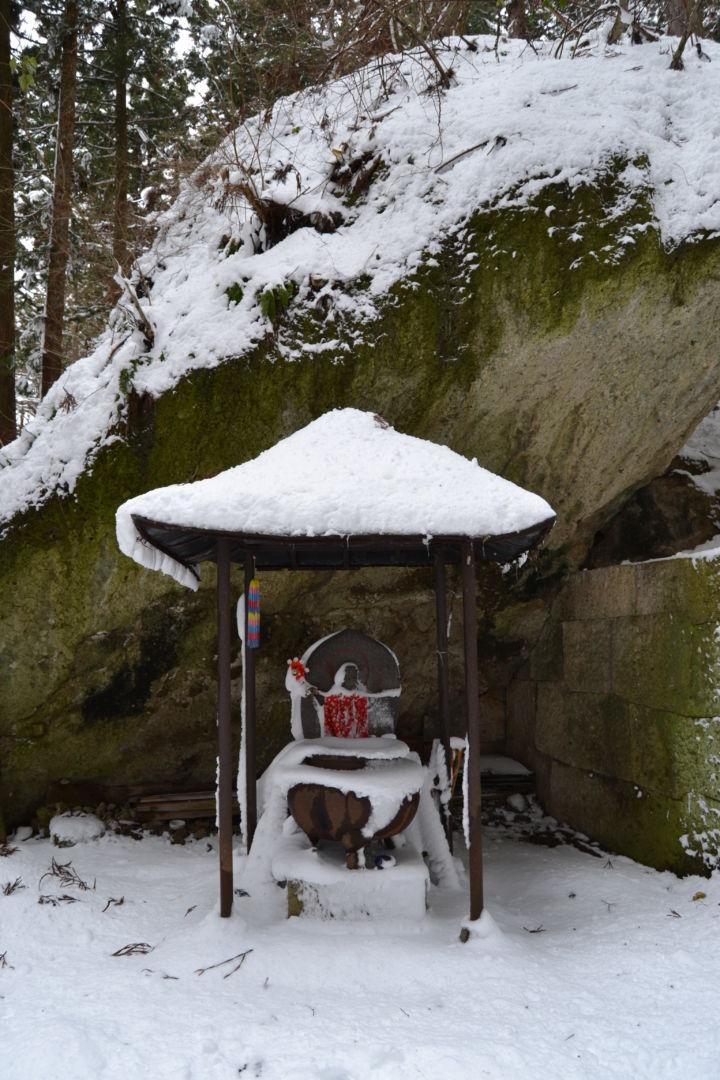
(507, 558, 720, 874)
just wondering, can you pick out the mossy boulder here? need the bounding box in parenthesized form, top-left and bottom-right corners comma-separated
(4, 171, 720, 830)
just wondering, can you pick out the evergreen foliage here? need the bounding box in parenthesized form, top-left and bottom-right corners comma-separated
(13, 1, 191, 405)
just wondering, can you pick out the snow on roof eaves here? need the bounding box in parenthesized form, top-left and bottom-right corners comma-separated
(116, 409, 555, 589)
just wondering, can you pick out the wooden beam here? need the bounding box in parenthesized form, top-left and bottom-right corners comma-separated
(433, 551, 453, 852)
(461, 539, 484, 931)
(244, 555, 258, 850)
(216, 537, 234, 917)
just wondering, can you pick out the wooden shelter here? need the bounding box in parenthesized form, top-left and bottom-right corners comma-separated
(116, 409, 555, 934)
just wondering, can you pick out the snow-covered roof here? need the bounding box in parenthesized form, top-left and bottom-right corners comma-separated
(116, 409, 555, 589)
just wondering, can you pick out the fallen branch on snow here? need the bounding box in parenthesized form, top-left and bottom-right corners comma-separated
(195, 949, 253, 979)
(2, 878, 25, 896)
(102, 896, 125, 913)
(39, 857, 94, 893)
(112, 942, 154, 957)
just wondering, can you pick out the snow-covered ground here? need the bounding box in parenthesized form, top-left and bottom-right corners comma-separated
(3, 34, 720, 529)
(2, 827, 719, 1079)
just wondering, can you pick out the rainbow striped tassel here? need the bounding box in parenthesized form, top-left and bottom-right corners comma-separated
(246, 577, 261, 649)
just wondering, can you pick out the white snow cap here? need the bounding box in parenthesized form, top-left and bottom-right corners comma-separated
(116, 409, 554, 589)
(49, 812, 106, 846)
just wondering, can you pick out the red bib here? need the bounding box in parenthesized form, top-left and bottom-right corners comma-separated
(323, 693, 369, 738)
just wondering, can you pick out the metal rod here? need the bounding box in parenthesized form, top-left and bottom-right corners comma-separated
(461, 539, 484, 927)
(216, 537, 234, 918)
(244, 554, 258, 850)
(434, 551, 453, 853)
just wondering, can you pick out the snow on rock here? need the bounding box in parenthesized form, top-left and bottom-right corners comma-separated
(116, 408, 555, 589)
(480, 754, 532, 776)
(678, 405, 720, 496)
(643, 404, 720, 562)
(2, 38, 720, 528)
(49, 812, 106, 846)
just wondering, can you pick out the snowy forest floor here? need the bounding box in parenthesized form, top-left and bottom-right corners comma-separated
(2, 825, 719, 1080)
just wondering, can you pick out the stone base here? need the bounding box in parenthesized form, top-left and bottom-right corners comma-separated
(273, 832, 429, 920)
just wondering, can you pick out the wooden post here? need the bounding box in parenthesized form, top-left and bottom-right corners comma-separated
(461, 540, 484, 933)
(434, 551, 453, 852)
(216, 537, 234, 917)
(243, 554, 257, 850)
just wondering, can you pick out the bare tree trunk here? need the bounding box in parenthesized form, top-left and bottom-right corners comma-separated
(109, 0, 129, 305)
(41, 0, 78, 398)
(0, 0, 16, 444)
(666, 0, 686, 34)
(665, 0, 703, 35)
(507, 0, 530, 40)
(669, 0, 702, 67)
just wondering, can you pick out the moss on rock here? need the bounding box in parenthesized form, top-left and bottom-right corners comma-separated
(526, 557, 720, 874)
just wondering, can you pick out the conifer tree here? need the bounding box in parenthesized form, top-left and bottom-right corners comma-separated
(13, 0, 191, 402)
(41, 0, 78, 396)
(0, 0, 15, 443)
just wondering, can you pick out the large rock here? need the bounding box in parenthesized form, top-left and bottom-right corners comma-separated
(3, 174, 720, 826)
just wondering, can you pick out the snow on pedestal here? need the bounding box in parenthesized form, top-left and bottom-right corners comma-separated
(265, 737, 425, 837)
(272, 830, 429, 921)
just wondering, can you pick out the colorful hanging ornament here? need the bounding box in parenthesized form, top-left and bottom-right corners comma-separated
(246, 577, 261, 649)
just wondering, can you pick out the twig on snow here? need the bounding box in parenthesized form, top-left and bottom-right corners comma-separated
(102, 896, 125, 913)
(2, 877, 25, 896)
(195, 948, 253, 979)
(39, 857, 93, 892)
(112, 942, 154, 956)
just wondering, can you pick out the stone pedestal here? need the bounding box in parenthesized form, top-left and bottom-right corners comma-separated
(272, 831, 429, 920)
